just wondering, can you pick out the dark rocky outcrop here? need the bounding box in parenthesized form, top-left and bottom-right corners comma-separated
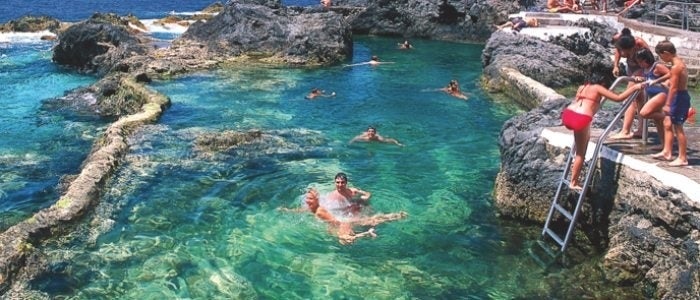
(481, 29, 614, 90)
(0, 16, 61, 33)
(493, 78, 700, 299)
(181, 2, 352, 65)
(348, 0, 518, 42)
(52, 13, 150, 75)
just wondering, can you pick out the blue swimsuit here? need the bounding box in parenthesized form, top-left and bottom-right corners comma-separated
(644, 62, 667, 98)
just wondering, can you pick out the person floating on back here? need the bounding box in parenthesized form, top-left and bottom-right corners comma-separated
(349, 126, 404, 146)
(398, 40, 412, 49)
(649, 40, 691, 167)
(344, 55, 394, 67)
(561, 73, 642, 190)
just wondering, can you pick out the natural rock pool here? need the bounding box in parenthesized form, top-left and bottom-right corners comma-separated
(3, 36, 646, 298)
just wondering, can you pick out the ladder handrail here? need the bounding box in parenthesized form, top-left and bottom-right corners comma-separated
(560, 89, 641, 252)
(541, 76, 640, 254)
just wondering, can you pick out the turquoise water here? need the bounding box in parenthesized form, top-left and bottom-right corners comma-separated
(8, 37, 639, 298)
(0, 42, 98, 228)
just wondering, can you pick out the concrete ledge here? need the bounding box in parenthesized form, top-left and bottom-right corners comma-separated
(541, 127, 700, 203)
(496, 67, 567, 108)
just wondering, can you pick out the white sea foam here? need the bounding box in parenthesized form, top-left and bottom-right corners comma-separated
(0, 30, 56, 44)
(168, 10, 217, 17)
(139, 19, 193, 34)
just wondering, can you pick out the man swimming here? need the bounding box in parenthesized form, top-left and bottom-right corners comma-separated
(349, 126, 403, 146)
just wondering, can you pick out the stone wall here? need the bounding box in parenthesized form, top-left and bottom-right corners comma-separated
(0, 77, 170, 293)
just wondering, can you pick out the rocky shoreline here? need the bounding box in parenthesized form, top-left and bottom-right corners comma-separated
(1, 0, 698, 298)
(481, 16, 700, 299)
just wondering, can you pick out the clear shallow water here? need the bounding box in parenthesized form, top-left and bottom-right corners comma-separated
(0, 42, 99, 228)
(26, 37, 551, 298)
(0, 2, 656, 298)
(18, 37, 642, 299)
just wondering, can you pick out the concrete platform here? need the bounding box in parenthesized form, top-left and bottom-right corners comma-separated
(542, 126, 700, 203)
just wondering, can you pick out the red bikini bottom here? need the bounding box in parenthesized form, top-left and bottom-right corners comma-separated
(561, 109, 592, 131)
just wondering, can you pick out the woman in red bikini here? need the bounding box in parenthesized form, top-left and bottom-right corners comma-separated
(562, 74, 642, 189)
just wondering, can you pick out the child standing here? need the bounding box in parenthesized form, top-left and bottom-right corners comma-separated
(562, 74, 642, 189)
(652, 41, 691, 167)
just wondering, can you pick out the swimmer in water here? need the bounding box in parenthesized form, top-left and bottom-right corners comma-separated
(305, 88, 336, 100)
(344, 55, 394, 67)
(349, 126, 403, 146)
(303, 188, 407, 244)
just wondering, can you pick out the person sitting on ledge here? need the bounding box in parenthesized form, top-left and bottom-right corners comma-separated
(494, 17, 538, 32)
(547, 0, 580, 13)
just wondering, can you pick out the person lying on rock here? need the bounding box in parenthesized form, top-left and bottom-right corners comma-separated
(494, 17, 538, 32)
(561, 73, 643, 190)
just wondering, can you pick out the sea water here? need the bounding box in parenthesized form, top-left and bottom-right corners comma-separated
(0, 41, 99, 227)
(1, 2, 652, 298)
(12, 36, 637, 298)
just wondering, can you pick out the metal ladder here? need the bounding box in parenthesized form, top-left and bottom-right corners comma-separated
(539, 76, 640, 257)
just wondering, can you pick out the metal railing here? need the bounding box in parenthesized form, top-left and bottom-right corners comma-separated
(654, 0, 700, 31)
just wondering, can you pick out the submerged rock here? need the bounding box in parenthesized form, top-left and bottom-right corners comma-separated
(194, 129, 332, 160)
(195, 130, 265, 152)
(42, 73, 153, 118)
